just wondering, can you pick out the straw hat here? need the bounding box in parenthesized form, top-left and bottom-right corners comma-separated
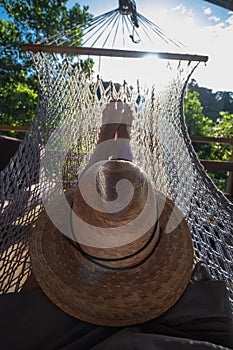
(29, 159, 194, 327)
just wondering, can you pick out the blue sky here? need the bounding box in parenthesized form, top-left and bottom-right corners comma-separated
(68, 0, 233, 92)
(1, 0, 233, 91)
(67, 0, 231, 24)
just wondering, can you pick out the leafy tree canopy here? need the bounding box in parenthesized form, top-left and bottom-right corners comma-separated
(0, 0, 92, 135)
(188, 79, 233, 121)
(184, 90, 213, 136)
(1, 0, 91, 42)
(184, 88, 233, 192)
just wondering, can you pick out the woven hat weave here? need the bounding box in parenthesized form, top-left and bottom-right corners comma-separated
(29, 160, 194, 327)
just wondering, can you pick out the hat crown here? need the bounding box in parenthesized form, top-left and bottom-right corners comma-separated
(72, 160, 159, 269)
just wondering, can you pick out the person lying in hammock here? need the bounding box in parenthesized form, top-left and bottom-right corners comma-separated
(0, 101, 233, 350)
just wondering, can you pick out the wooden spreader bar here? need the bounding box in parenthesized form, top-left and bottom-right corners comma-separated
(21, 44, 209, 62)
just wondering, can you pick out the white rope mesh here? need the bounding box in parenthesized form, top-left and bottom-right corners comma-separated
(0, 53, 232, 311)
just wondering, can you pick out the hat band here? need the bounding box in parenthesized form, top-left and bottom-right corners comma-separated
(68, 215, 161, 271)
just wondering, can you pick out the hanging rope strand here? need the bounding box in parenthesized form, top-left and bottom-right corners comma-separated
(111, 13, 122, 48)
(102, 12, 121, 48)
(122, 13, 126, 48)
(137, 14, 172, 46)
(136, 16, 159, 45)
(82, 10, 118, 43)
(82, 11, 118, 46)
(88, 11, 120, 48)
(137, 13, 184, 48)
(83, 9, 119, 32)
(83, 11, 119, 47)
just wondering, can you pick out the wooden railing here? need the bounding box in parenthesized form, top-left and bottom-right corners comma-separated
(190, 135, 233, 198)
(0, 125, 29, 132)
(1, 125, 233, 197)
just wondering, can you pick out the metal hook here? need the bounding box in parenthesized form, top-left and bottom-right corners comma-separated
(119, 0, 139, 28)
(129, 26, 140, 44)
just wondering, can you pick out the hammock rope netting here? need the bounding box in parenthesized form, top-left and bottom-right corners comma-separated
(0, 1, 232, 310)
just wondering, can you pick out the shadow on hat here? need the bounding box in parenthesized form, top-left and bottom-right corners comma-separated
(29, 159, 194, 327)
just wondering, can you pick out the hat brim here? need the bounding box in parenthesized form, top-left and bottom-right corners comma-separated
(29, 189, 194, 327)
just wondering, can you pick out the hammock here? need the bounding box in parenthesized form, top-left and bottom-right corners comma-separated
(0, 0, 232, 310)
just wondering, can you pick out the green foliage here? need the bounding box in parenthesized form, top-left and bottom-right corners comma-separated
(1, 0, 91, 43)
(207, 112, 233, 191)
(184, 90, 213, 135)
(212, 111, 233, 138)
(189, 79, 233, 121)
(184, 89, 233, 192)
(184, 90, 213, 159)
(0, 79, 37, 123)
(0, 0, 92, 139)
(210, 112, 233, 163)
(0, 19, 26, 82)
